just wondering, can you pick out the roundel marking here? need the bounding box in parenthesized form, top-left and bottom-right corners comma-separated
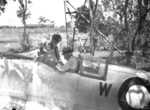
(118, 77, 150, 110)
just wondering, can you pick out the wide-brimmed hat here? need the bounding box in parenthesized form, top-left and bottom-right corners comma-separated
(62, 47, 73, 55)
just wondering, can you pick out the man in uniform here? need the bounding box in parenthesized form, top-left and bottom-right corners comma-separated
(37, 34, 62, 66)
(46, 34, 62, 63)
(55, 47, 78, 72)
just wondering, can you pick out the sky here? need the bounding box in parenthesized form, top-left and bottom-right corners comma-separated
(0, 0, 87, 26)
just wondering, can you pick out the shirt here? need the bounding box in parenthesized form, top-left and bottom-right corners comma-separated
(47, 43, 60, 61)
(56, 56, 78, 72)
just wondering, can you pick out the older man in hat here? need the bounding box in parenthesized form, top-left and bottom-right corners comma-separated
(55, 47, 78, 72)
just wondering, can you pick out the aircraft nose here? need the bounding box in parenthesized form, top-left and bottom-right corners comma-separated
(126, 85, 150, 109)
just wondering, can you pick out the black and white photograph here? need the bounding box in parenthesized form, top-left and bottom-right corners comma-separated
(0, 0, 150, 110)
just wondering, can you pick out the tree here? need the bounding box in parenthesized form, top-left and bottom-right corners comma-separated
(17, 0, 32, 51)
(38, 16, 54, 26)
(38, 16, 49, 24)
(101, 0, 150, 53)
(0, 0, 17, 14)
(74, 0, 150, 56)
(74, 5, 91, 33)
(131, 0, 150, 53)
(0, 0, 7, 15)
(38, 16, 55, 32)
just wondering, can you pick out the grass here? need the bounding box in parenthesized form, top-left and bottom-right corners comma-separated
(0, 27, 128, 61)
(0, 27, 89, 52)
(1, 27, 150, 72)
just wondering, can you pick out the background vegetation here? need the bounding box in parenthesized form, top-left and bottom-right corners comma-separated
(0, 0, 150, 71)
(74, 0, 150, 56)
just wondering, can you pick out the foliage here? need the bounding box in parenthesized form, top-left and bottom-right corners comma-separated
(38, 16, 55, 29)
(19, 32, 33, 51)
(17, 0, 31, 23)
(74, 0, 150, 55)
(0, 0, 7, 15)
(101, 0, 150, 53)
(17, 0, 32, 51)
(0, 0, 16, 15)
(66, 21, 72, 28)
(131, 0, 150, 52)
(17, 6, 31, 23)
(74, 5, 91, 33)
(38, 16, 50, 24)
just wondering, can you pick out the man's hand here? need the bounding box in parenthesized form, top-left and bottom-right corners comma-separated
(43, 48, 48, 53)
(58, 60, 63, 65)
(55, 63, 65, 73)
(55, 63, 62, 71)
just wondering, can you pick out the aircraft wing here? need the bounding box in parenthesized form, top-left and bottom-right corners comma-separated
(0, 52, 34, 60)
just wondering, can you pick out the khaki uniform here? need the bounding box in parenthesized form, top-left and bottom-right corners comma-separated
(56, 56, 78, 72)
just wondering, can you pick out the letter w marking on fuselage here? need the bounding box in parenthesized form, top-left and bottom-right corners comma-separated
(99, 82, 112, 97)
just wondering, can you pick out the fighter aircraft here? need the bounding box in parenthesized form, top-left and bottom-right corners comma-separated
(0, 49, 150, 110)
(0, 0, 150, 109)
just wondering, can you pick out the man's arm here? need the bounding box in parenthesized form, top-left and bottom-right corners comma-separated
(55, 47, 61, 61)
(55, 60, 72, 72)
(56, 57, 78, 72)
